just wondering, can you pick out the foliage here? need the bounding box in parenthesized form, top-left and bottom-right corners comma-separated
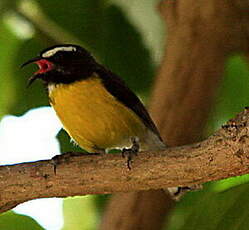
(0, 211, 43, 230)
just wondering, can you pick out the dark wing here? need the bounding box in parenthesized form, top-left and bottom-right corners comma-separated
(95, 65, 162, 141)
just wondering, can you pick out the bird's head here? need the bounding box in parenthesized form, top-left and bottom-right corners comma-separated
(22, 44, 96, 86)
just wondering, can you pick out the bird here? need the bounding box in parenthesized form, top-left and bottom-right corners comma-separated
(22, 44, 166, 166)
(22, 44, 198, 199)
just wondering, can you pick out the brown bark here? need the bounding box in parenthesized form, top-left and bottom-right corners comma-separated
(100, 1, 249, 230)
(151, 0, 249, 146)
(2, 108, 249, 213)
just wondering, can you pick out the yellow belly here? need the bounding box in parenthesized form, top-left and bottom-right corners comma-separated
(48, 76, 146, 152)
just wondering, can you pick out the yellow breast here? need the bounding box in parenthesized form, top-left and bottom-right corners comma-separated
(48, 76, 146, 152)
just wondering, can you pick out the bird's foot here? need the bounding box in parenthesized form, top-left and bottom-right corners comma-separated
(122, 137, 140, 170)
(51, 151, 101, 174)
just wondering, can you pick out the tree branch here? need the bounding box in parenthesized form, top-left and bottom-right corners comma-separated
(1, 108, 249, 213)
(16, 0, 83, 46)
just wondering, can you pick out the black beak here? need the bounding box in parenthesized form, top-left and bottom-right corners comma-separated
(21, 56, 41, 68)
(27, 75, 41, 88)
(21, 56, 41, 87)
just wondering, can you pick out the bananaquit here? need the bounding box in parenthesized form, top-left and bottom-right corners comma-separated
(22, 44, 166, 163)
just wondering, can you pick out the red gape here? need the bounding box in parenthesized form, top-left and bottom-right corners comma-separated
(35, 59, 54, 74)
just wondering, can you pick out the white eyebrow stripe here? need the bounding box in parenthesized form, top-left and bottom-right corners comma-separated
(42, 46, 77, 58)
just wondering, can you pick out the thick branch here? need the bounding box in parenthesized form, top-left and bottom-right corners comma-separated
(1, 108, 249, 213)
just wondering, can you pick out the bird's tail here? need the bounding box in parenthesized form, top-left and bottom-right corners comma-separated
(140, 130, 202, 200)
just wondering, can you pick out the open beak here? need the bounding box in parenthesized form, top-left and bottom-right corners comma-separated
(21, 56, 41, 87)
(21, 56, 41, 68)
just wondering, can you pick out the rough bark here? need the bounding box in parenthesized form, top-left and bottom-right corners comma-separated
(2, 108, 249, 213)
(100, 1, 249, 230)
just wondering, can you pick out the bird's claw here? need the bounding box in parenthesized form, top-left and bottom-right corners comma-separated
(122, 137, 139, 170)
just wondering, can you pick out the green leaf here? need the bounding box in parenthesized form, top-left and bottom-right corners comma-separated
(208, 56, 249, 133)
(62, 196, 98, 230)
(166, 183, 249, 230)
(93, 194, 111, 216)
(56, 129, 82, 153)
(0, 211, 44, 230)
(110, 0, 165, 64)
(212, 175, 249, 192)
(99, 4, 155, 93)
(36, 0, 105, 50)
(0, 0, 19, 14)
(0, 19, 23, 118)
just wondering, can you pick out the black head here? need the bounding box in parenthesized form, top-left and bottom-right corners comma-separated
(22, 44, 97, 86)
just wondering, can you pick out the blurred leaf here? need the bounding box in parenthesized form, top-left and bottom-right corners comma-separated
(166, 183, 249, 230)
(0, 0, 19, 14)
(100, 4, 155, 93)
(0, 211, 44, 230)
(111, 0, 165, 64)
(212, 175, 249, 192)
(208, 56, 249, 133)
(62, 196, 98, 230)
(56, 129, 82, 153)
(93, 194, 111, 216)
(219, 56, 249, 114)
(36, 0, 105, 50)
(0, 20, 22, 118)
